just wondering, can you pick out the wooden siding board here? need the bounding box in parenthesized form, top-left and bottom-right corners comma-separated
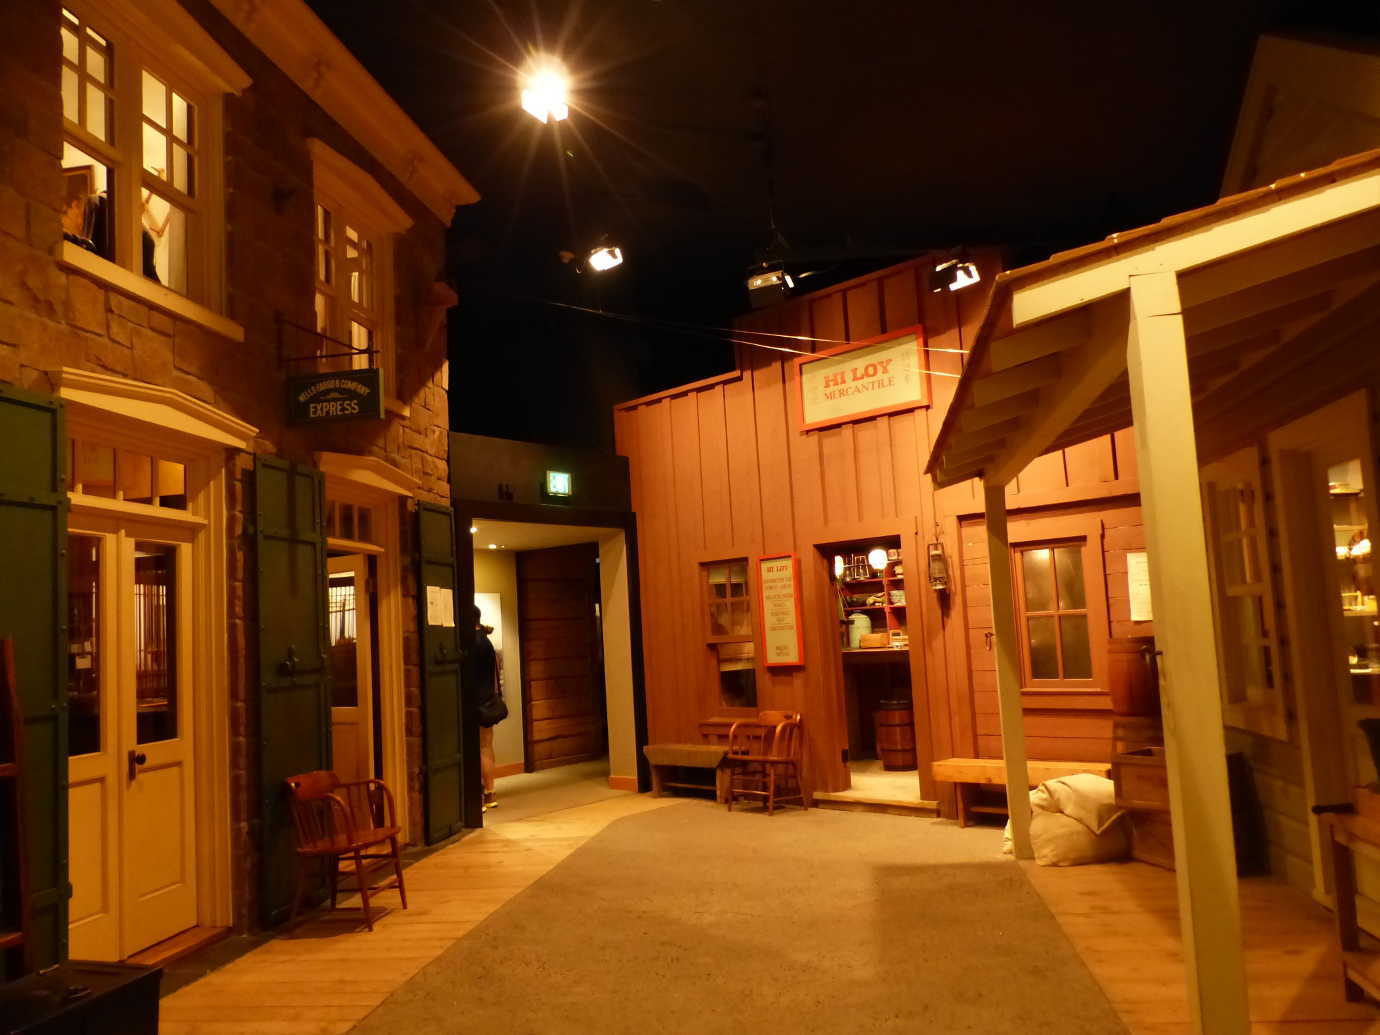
(696, 386, 733, 552)
(723, 368, 764, 551)
(1065, 437, 1117, 486)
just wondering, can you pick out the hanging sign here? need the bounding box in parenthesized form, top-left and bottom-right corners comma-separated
(758, 553, 804, 667)
(287, 368, 385, 424)
(795, 324, 928, 431)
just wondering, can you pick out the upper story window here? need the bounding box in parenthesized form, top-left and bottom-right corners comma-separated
(309, 140, 412, 406)
(58, 2, 248, 314)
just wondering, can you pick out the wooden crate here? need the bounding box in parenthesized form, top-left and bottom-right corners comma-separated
(1113, 746, 1169, 812)
(1129, 809, 1175, 870)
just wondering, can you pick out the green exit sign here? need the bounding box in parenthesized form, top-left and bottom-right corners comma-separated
(546, 470, 573, 497)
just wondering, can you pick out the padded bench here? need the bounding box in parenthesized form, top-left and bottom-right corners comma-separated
(932, 757, 1112, 827)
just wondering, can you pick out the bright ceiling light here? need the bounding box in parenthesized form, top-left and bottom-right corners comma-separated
(931, 258, 980, 292)
(488, 543, 498, 550)
(521, 59, 569, 123)
(588, 245, 623, 272)
(469, 526, 478, 534)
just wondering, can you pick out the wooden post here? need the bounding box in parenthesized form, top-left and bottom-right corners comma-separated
(983, 480, 1031, 859)
(1125, 270, 1250, 1035)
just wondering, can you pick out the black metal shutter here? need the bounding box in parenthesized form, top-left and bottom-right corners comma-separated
(253, 456, 330, 927)
(0, 384, 68, 974)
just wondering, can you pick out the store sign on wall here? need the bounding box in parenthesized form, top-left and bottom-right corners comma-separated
(758, 553, 804, 667)
(287, 369, 385, 424)
(795, 324, 927, 431)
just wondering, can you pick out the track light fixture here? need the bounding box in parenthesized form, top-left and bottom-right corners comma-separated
(931, 257, 980, 293)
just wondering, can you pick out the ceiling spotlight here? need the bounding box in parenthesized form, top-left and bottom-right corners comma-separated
(487, 543, 498, 550)
(746, 262, 792, 309)
(469, 526, 478, 534)
(931, 258, 980, 293)
(588, 245, 623, 272)
(521, 59, 569, 123)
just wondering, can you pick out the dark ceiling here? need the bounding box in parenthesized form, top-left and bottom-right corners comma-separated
(309, 1, 1380, 449)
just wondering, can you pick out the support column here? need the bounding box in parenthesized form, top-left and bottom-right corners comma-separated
(983, 480, 1031, 859)
(1125, 270, 1249, 1035)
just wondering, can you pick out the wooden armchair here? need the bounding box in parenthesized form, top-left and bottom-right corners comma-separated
(725, 713, 807, 815)
(285, 771, 408, 931)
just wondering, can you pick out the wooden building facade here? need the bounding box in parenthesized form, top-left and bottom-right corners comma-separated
(614, 254, 1150, 805)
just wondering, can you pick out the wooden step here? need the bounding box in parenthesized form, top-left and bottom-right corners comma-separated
(811, 793, 938, 818)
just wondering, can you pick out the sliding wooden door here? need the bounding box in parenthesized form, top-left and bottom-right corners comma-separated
(517, 544, 606, 769)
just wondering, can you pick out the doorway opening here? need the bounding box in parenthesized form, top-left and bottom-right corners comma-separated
(469, 519, 640, 817)
(326, 553, 382, 784)
(820, 535, 925, 807)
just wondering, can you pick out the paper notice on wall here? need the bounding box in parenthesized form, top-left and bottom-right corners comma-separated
(427, 585, 456, 628)
(1127, 551, 1153, 622)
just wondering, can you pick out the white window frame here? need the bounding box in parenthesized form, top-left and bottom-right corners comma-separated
(309, 140, 412, 408)
(1202, 444, 1290, 741)
(56, 0, 249, 336)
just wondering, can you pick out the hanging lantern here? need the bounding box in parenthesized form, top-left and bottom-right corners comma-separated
(927, 541, 950, 592)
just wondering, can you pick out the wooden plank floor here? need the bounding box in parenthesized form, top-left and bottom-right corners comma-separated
(159, 795, 679, 1034)
(1023, 860, 1380, 1033)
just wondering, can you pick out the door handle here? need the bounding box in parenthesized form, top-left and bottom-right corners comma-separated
(279, 645, 299, 677)
(127, 749, 147, 781)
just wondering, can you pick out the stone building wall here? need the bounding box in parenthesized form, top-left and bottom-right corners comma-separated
(0, 0, 456, 931)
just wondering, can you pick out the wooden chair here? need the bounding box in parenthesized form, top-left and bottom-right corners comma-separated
(285, 771, 408, 931)
(725, 715, 807, 815)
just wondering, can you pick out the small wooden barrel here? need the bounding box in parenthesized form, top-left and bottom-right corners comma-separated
(874, 700, 917, 771)
(1108, 637, 1159, 716)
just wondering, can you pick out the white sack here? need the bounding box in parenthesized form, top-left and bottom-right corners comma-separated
(1001, 774, 1129, 865)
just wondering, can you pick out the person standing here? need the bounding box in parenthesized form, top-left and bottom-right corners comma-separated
(471, 605, 507, 810)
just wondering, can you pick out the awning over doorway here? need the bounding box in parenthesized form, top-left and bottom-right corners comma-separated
(926, 148, 1380, 486)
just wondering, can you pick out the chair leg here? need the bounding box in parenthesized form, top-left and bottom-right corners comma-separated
(390, 837, 408, 910)
(329, 855, 340, 910)
(289, 856, 306, 923)
(354, 847, 374, 932)
(767, 767, 776, 816)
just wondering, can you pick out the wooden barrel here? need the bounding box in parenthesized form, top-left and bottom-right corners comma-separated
(1108, 637, 1159, 717)
(873, 700, 917, 771)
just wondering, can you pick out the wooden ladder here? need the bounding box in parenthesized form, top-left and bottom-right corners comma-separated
(0, 638, 30, 968)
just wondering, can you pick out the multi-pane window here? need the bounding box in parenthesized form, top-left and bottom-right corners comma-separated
(1014, 541, 1093, 685)
(325, 498, 375, 545)
(1203, 446, 1286, 739)
(59, 5, 215, 302)
(69, 438, 187, 510)
(314, 202, 378, 373)
(704, 560, 757, 708)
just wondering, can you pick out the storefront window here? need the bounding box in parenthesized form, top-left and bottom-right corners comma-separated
(67, 534, 102, 757)
(703, 560, 756, 708)
(1331, 459, 1380, 784)
(1014, 541, 1092, 683)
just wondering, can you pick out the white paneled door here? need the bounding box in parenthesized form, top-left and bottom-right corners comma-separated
(68, 516, 197, 960)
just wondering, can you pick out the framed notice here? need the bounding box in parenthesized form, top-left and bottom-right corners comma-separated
(794, 324, 928, 431)
(758, 553, 804, 667)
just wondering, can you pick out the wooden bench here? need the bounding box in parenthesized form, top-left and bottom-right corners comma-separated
(643, 744, 730, 802)
(932, 757, 1112, 827)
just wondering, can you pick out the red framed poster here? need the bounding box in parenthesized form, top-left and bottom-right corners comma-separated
(794, 323, 928, 432)
(758, 553, 804, 667)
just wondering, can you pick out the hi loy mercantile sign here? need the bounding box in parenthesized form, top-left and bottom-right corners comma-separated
(794, 324, 928, 431)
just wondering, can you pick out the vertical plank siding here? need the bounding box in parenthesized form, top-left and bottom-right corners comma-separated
(614, 256, 1146, 804)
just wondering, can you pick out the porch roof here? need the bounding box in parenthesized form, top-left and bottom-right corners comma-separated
(926, 148, 1380, 488)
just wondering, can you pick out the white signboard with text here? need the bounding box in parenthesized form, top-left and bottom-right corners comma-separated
(795, 325, 928, 431)
(758, 554, 804, 667)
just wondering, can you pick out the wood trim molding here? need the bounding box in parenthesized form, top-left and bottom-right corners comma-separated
(614, 370, 744, 411)
(308, 139, 413, 234)
(608, 774, 638, 792)
(80, 0, 251, 95)
(208, 0, 479, 224)
(54, 367, 258, 450)
(315, 452, 421, 496)
(57, 243, 246, 343)
(493, 762, 524, 780)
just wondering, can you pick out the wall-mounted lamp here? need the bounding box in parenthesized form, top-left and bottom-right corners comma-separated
(927, 541, 950, 592)
(834, 555, 845, 579)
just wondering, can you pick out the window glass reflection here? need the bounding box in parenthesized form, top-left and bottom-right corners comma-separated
(134, 542, 177, 744)
(67, 534, 102, 757)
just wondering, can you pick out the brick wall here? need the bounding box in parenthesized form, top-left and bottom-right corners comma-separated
(0, 0, 456, 932)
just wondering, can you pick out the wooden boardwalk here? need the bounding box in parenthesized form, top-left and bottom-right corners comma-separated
(159, 795, 678, 1034)
(1024, 859, 1380, 1033)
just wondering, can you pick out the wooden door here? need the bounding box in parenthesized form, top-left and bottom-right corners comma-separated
(328, 555, 374, 783)
(120, 531, 196, 953)
(518, 544, 606, 769)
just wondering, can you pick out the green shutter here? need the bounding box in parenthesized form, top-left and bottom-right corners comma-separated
(417, 503, 467, 843)
(0, 384, 68, 975)
(253, 456, 329, 927)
